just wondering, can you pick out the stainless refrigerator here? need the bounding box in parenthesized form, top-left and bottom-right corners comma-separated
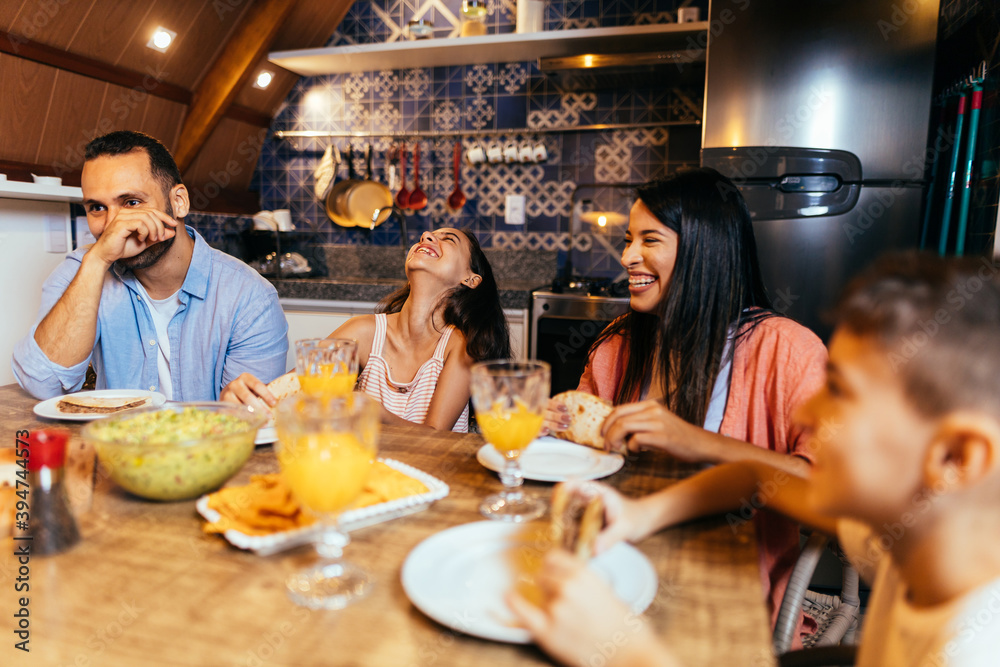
(701, 0, 940, 339)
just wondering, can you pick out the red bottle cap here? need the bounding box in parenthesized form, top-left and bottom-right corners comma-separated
(26, 429, 70, 471)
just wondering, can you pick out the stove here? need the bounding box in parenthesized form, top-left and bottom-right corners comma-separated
(530, 277, 631, 395)
(547, 276, 630, 298)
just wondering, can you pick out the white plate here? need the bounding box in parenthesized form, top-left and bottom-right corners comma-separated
(254, 426, 277, 445)
(197, 458, 449, 556)
(33, 389, 167, 421)
(402, 521, 658, 644)
(476, 436, 624, 483)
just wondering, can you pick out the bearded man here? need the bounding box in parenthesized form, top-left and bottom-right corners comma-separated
(13, 131, 287, 400)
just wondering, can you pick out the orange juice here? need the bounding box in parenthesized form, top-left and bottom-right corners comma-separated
(278, 432, 375, 514)
(477, 401, 543, 455)
(298, 363, 358, 397)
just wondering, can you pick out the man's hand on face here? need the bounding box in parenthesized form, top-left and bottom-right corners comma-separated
(91, 206, 178, 266)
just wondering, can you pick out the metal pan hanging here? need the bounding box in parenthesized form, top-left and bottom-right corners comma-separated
(325, 145, 394, 228)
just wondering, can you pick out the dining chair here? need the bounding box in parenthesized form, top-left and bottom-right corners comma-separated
(778, 645, 857, 667)
(773, 532, 861, 655)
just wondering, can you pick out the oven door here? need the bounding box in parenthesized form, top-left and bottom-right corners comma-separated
(530, 291, 631, 395)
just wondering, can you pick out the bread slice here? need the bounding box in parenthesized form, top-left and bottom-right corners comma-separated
(550, 390, 613, 450)
(56, 396, 151, 414)
(550, 485, 604, 560)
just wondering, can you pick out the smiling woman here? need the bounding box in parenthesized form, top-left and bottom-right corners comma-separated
(546, 168, 829, 642)
(222, 227, 511, 433)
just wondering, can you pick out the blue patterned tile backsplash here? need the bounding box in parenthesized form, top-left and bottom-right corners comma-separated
(188, 0, 707, 280)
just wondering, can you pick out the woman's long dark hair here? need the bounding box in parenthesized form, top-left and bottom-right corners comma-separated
(378, 229, 511, 362)
(593, 168, 777, 425)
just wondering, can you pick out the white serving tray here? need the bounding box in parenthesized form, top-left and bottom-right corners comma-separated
(197, 458, 449, 556)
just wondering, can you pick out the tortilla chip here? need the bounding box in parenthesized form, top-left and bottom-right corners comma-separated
(202, 464, 429, 537)
(355, 462, 429, 508)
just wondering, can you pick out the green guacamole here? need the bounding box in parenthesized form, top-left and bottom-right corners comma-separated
(87, 407, 257, 501)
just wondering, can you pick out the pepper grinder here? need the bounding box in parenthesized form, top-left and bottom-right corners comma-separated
(21, 429, 81, 555)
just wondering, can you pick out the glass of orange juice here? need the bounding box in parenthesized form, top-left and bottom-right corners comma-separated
(295, 338, 359, 397)
(274, 392, 380, 609)
(470, 360, 550, 521)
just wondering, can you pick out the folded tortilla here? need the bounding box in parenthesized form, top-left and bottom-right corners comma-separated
(550, 390, 613, 450)
(266, 372, 301, 402)
(56, 396, 151, 414)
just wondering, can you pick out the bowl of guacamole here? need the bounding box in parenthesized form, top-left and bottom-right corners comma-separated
(82, 402, 267, 501)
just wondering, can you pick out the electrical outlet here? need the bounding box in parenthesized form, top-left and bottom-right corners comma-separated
(505, 195, 525, 225)
(75, 216, 96, 249)
(44, 215, 68, 253)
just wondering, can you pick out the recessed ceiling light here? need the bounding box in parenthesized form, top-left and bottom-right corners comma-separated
(147, 27, 176, 53)
(253, 70, 274, 90)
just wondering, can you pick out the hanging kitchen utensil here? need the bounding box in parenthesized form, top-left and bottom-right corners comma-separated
(359, 143, 394, 228)
(314, 144, 339, 202)
(326, 145, 358, 227)
(955, 68, 985, 256)
(938, 92, 967, 256)
(325, 144, 394, 228)
(387, 145, 399, 193)
(408, 142, 428, 211)
(448, 140, 467, 211)
(396, 142, 411, 209)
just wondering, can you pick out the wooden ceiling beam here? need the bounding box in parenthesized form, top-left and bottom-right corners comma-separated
(0, 30, 273, 128)
(173, 0, 298, 171)
(0, 29, 191, 105)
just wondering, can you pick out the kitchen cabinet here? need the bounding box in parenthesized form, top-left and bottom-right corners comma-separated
(269, 22, 708, 76)
(506, 308, 527, 360)
(281, 298, 377, 371)
(281, 298, 528, 369)
(0, 198, 74, 385)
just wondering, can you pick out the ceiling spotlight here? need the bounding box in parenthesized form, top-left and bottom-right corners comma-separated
(253, 70, 274, 90)
(147, 27, 176, 52)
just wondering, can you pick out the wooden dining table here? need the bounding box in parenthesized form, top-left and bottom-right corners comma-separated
(0, 383, 776, 666)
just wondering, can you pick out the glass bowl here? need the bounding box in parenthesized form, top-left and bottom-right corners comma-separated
(82, 402, 266, 501)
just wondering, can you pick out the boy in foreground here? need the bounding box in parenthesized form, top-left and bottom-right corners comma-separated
(508, 252, 1000, 667)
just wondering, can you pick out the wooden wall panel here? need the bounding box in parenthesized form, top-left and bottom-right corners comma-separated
(77, 79, 186, 151)
(115, 0, 253, 88)
(137, 97, 187, 155)
(6, 0, 98, 51)
(0, 54, 56, 164)
(66, 2, 157, 64)
(0, 2, 30, 32)
(32, 70, 108, 172)
(183, 117, 266, 197)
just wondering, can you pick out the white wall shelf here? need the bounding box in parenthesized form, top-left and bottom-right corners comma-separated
(269, 22, 708, 76)
(0, 180, 82, 203)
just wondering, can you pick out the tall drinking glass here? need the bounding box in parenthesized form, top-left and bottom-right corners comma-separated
(295, 338, 359, 397)
(274, 393, 380, 609)
(471, 360, 550, 521)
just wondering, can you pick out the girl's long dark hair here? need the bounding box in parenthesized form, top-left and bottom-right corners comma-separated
(593, 168, 777, 425)
(378, 229, 511, 362)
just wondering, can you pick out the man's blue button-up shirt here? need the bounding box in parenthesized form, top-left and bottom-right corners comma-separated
(12, 226, 288, 400)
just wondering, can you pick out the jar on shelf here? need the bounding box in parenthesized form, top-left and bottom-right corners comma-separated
(516, 0, 545, 33)
(460, 0, 487, 37)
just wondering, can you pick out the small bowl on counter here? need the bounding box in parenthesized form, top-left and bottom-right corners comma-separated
(82, 402, 266, 501)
